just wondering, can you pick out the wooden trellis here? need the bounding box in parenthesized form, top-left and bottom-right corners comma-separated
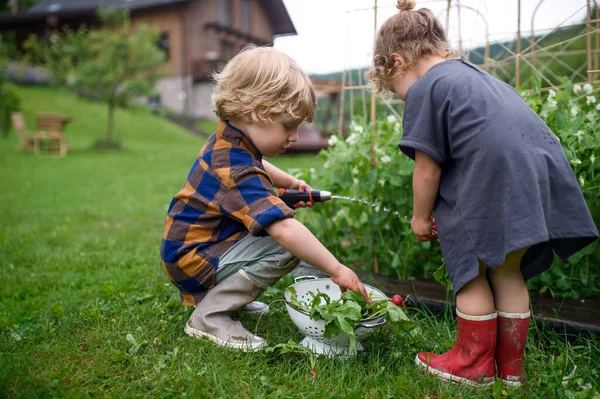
(339, 0, 600, 131)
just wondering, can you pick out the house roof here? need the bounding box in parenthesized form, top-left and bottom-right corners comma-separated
(25, 0, 187, 14)
(0, 0, 296, 36)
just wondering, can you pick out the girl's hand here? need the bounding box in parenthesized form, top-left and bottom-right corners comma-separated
(289, 178, 314, 208)
(411, 215, 438, 242)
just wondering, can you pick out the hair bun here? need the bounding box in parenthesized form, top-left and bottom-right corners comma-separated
(396, 0, 416, 11)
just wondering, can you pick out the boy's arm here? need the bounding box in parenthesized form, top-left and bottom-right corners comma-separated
(266, 218, 369, 301)
(263, 160, 308, 190)
(412, 149, 441, 242)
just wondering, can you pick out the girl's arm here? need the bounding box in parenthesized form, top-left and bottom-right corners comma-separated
(412, 150, 442, 241)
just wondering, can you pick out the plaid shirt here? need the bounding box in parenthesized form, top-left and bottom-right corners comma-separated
(161, 121, 295, 306)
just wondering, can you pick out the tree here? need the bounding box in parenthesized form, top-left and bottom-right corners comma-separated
(22, 8, 165, 148)
(0, 39, 21, 137)
(0, 0, 40, 13)
(75, 9, 165, 148)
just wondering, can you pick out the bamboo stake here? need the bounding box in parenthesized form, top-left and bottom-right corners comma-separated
(516, 0, 522, 87)
(446, 0, 451, 33)
(338, 69, 346, 133)
(371, 0, 379, 275)
(484, 37, 490, 71)
(457, 0, 463, 52)
(358, 68, 368, 121)
(349, 70, 354, 120)
(370, 0, 377, 171)
(587, 0, 593, 82)
(592, 0, 600, 80)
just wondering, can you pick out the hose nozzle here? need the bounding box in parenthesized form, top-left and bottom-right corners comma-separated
(278, 189, 332, 208)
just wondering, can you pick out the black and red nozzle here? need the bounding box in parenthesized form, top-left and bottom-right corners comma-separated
(278, 188, 332, 208)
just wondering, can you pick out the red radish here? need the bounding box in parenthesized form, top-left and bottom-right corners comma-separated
(391, 295, 404, 306)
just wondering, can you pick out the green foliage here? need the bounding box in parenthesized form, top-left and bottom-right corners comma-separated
(0, 40, 21, 136)
(294, 116, 443, 278)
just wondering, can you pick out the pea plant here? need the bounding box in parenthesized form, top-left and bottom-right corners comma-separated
(293, 116, 443, 280)
(295, 79, 599, 300)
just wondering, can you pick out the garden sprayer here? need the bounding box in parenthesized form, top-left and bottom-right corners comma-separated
(278, 188, 332, 208)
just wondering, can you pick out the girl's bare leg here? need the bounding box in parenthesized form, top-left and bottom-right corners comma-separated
(486, 248, 529, 313)
(456, 262, 495, 316)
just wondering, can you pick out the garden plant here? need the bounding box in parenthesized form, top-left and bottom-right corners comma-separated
(296, 79, 600, 300)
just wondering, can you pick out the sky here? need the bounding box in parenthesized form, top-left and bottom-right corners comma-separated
(274, 0, 590, 75)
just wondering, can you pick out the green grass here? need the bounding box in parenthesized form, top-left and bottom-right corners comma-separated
(0, 86, 598, 398)
(196, 118, 219, 135)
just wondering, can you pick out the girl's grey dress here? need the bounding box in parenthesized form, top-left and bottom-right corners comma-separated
(400, 58, 598, 293)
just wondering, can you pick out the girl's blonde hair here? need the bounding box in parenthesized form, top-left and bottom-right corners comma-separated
(366, 0, 453, 93)
(212, 46, 316, 124)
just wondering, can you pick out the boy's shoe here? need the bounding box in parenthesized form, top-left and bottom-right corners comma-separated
(495, 310, 530, 387)
(185, 271, 267, 351)
(195, 301, 270, 315)
(415, 310, 497, 387)
(241, 301, 270, 315)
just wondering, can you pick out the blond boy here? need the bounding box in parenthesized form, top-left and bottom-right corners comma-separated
(160, 46, 368, 351)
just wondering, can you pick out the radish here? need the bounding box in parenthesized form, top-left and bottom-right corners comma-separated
(391, 295, 404, 306)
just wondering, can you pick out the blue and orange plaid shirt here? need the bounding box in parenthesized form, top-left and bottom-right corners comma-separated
(160, 121, 295, 306)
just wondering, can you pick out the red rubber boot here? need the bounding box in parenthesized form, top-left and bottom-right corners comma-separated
(415, 310, 497, 386)
(495, 310, 530, 387)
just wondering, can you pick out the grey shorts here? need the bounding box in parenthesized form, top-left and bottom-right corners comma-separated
(215, 234, 300, 288)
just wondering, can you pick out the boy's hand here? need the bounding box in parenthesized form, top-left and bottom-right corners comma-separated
(411, 215, 438, 242)
(329, 263, 370, 302)
(289, 178, 314, 208)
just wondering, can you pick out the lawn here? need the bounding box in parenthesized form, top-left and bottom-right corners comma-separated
(0, 86, 598, 398)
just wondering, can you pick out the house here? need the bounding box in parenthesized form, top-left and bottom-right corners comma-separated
(0, 0, 296, 118)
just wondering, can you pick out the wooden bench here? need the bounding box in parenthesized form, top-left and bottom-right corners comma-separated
(35, 113, 73, 157)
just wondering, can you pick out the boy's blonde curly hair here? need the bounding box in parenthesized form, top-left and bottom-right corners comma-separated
(212, 46, 316, 125)
(366, 0, 453, 93)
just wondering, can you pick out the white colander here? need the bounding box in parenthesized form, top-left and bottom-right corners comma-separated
(284, 276, 387, 358)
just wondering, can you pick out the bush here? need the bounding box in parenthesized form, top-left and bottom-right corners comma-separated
(297, 81, 599, 299)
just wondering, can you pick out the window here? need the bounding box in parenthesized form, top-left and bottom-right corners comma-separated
(219, 0, 231, 27)
(157, 32, 170, 60)
(241, 0, 250, 34)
